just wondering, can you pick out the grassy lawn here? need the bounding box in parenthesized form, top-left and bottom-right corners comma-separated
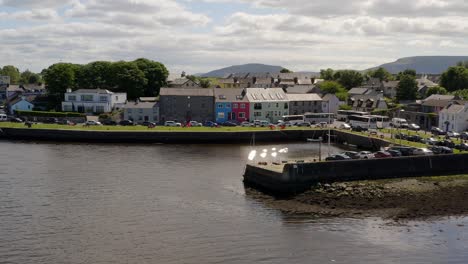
(0, 122, 323, 132)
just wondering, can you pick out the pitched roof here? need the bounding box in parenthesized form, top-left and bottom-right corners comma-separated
(245, 88, 288, 102)
(348, 88, 369, 95)
(124, 101, 157, 109)
(72, 89, 113, 94)
(254, 78, 272, 84)
(287, 93, 322, 102)
(8, 95, 37, 106)
(214, 88, 248, 102)
(296, 78, 312, 85)
(171, 77, 199, 86)
(442, 103, 465, 114)
(159, 87, 214, 97)
(322, 93, 338, 101)
(381, 80, 399, 88)
(424, 94, 455, 101)
(285, 85, 318, 94)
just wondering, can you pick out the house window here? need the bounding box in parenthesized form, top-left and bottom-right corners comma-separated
(100, 96, 107, 102)
(68, 95, 76, 101)
(276, 103, 279, 107)
(115, 96, 119, 101)
(138, 116, 143, 121)
(233, 103, 238, 109)
(128, 109, 132, 114)
(81, 95, 93, 102)
(284, 103, 288, 109)
(254, 103, 262, 110)
(218, 104, 223, 109)
(226, 104, 231, 108)
(302, 102, 305, 106)
(240, 104, 246, 109)
(218, 112, 225, 118)
(294, 102, 298, 106)
(254, 112, 262, 117)
(95, 106, 105, 113)
(138, 109, 143, 113)
(239, 112, 246, 118)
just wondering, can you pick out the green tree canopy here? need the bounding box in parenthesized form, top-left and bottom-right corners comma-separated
(425, 86, 447, 97)
(452, 89, 468, 100)
(76, 61, 115, 89)
(333, 70, 364, 90)
(319, 68, 334, 81)
(367, 67, 393, 81)
(111, 61, 147, 99)
(440, 66, 468, 92)
(20, 70, 42, 84)
(280, 68, 292, 73)
(396, 74, 418, 101)
(397, 69, 416, 80)
(318, 81, 348, 101)
(1, 65, 21, 84)
(133, 58, 169, 96)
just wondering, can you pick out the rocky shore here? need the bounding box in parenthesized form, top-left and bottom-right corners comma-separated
(246, 175, 468, 220)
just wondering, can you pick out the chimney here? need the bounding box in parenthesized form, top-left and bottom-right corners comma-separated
(66, 88, 72, 93)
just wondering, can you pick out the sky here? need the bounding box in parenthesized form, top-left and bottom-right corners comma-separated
(0, 0, 467, 75)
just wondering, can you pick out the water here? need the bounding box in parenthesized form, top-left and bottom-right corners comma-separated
(0, 140, 467, 264)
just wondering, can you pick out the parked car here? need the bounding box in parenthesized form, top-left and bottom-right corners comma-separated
(339, 123, 351, 130)
(241, 121, 253, 127)
(436, 140, 456, 148)
(140, 121, 156, 127)
(423, 137, 438, 145)
(408, 123, 421, 131)
(406, 135, 423, 142)
(325, 154, 351, 161)
(58, 119, 73, 125)
(317, 122, 328, 128)
(357, 151, 374, 159)
(431, 127, 446, 135)
(188, 121, 203, 127)
(102, 120, 117, 126)
(373, 151, 392, 158)
(9, 117, 23, 123)
(394, 133, 407, 140)
(277, 121, 292, 127)
(43, 117, 59, 124)
(412, 148, 434, 156)
(455, 143, 468, 151)
(298, 122, 312, 127)
(460, 132, 468, 140)
(429, 146, 453, 154)
(388, 146, 414, 156)
(341, 151, 359, 159)
(221, 121, 237, 127)
(164, 121, 182, 127)
(119, 120, 135, 126)
(352, 126, 368, 132)
(204, 121, 218, 127)
(0, 114, 8, 122)
(447, 131, 460, 138)
(386, 149, 402, 157)
(85, 120, 102, 126)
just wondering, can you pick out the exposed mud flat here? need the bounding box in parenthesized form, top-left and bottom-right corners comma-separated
(246, 175, 468, 221)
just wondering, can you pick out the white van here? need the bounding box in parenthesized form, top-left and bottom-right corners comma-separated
(391, 118, 408, 128)
(0, 114, 7, 122)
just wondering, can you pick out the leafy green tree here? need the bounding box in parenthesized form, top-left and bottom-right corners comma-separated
(456, 61, 468, 68)
(133, 58, 169, 96)
(425, 86, 447, 97)
(318, 81, 348, 101)
(1, 65, 21, 84)
(440, 66, 468, 92)
(339, 104, 352, 110)
(320, 68, 334, 81)
(76, 61, 114, 89)
(368, 67, 393, 81)
(20, 70, 42, 84)
(280, 68, 292, 73)
(396, 74, 418, 101)
(199, 79, 211, 88)
(397, 69, 416, 80)
(111, 61, 147, 99)
(43, 63, 81, 109)
(451, 89, 468, 100)
(333, 70, 364, 90)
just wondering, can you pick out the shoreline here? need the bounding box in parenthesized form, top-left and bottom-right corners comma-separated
(246, 175, 468, 221)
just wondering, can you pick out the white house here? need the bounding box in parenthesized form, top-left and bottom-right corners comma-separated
(438, 102, 468, 132)
(62, 89, 127, 114)
(8, 95, 35, 114)
(321, 94, 341, 114)
(123, 101, 159, 123)
(245, 88, 289, 123)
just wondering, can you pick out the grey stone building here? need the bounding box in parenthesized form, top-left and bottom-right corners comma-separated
(159, 88, 215, 124)
(123, 101, 159, 123)
(287, 94, 323, 115)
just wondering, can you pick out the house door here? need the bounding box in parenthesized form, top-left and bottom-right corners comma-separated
(228, 112, 236, 120)
(77, 106, 84, 113)
(144, 116, 149, 121)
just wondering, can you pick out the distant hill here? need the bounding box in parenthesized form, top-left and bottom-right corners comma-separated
(370, 56, 468, 74)
(200, 63, 285, 77)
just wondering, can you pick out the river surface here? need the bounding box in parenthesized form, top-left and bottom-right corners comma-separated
(0, 140, 467, 264)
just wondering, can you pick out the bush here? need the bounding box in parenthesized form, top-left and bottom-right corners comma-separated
(15, 110, 85, 117)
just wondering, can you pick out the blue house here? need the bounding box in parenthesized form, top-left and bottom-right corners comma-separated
(214, 88, 245, 124)
(8, 95, 36, 114)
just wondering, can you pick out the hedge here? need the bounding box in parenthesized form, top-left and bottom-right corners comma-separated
(15, 110, 86, 118)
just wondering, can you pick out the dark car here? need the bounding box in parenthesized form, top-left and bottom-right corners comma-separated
(298, 122, 312, 127)
(102, 120, 117, 126)
(140, 121, 156, 127)
(394, 133, 407, 140)
(436, 140, 455, 148)
(222, 121, 237, 127)
(57, 119, 73, 125)
(352, 126, 368, 132)
(9, 117, 23, 123)
(430, 146, 454, 154)
(388, 146, 414, 156)
(43, 117, 58, 124)
(406, 135, 423, 142)
(119, 120, 134, 126)
(386, 149, 402, 157)
(325, 154, 351, 161)
(341, 151, 359, 159)
(431, 127, 446, 136)
(455, 143, 468, 151)
(373, 151, 392, 158)
(204, 121, 218, 127)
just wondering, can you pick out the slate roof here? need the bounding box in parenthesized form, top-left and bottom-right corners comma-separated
(171, 77, 199, 86)
(72, 89, 113, 94)
(159, 88, 214, 97)
(124, 101, 157, 109)
(214, 88, 248, 102)
(441, 103, 466, 114)
(245, 88, 288, 102)
(348, 88, 369, 95)
(287, 93, 322, 102)
(8, 95, 37, 106)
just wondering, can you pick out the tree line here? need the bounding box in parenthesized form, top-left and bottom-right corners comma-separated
(0, 65, 43, 85)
